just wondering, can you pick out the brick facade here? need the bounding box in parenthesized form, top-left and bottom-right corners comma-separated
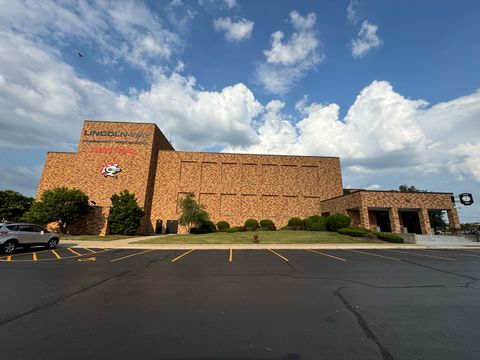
(150, 151, 343, 232)
(36, 120, 460, 235)
(321, 190, 460, 234)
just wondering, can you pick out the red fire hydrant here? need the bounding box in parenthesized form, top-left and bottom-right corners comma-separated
(253, 233, 259, 243)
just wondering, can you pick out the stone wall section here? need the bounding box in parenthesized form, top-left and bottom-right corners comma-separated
(321, 190, 459, 234)
(150, 151, 343, 232)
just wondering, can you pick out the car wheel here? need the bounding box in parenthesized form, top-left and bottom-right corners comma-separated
(2, 240, 16, 255)
(46, 238, 58, 249)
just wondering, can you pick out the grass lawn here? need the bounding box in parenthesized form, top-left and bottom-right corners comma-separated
(134, 230, 384, 244)
(61, 235, 141, 241)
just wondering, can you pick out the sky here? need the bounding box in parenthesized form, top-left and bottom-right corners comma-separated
(0, 0, 479, 223)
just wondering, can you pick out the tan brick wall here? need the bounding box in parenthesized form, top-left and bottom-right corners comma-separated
(321, 190, 459, 234)
(37, 120, 174, 234)
(150, 151, 343, 232)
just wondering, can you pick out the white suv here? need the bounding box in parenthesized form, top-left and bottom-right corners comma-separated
(0, 223, 60, 255)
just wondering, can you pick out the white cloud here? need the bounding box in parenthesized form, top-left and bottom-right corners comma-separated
(199, 0, 237, 9)
(0, 0, 189, 73)
(351, 20, 383, 58)
(347, 0, 360, 24)
(0, 164, 42, 196)
(0, 31, 262, 151)
(256, 10, 323, 95)
(225, 80, 480, 185)
(213, 17, 254, 42)
(366, 184, 381, 190)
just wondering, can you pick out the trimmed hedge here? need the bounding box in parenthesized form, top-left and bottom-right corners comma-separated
(376, 233, 404, 243)
(259, 219, 276, 230)
(190, 220, 216, 234)
(226, 226, 246, 233)
(337, 227, 373, 237)
(287, 217, 304, 230)
(326, 213, 351, 231)
(304, 215, 327, 231)
(244, 218, 259, 231)
(216, 220, 230, 232)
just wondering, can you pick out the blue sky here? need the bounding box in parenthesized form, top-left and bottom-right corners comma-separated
(0, 0, 479, 223)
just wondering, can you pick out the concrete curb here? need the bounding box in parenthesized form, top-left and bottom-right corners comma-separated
(62, 241, 480, 250)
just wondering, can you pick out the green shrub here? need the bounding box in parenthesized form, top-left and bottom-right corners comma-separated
(287, 217, 304, 230)
(326, 213, 351, 232)
(216, 220, 230, 231)
(337, 227, 373, 237)
(244, 218, 259, 231)
(280, 225, 294, 230)
(259, 219, 276, 230)
(108, 190, 144, 235)
(376, 233, 404, 243)
(190, 220, 216, 234)
(304, 215, 327, 231)
(227, 226, 246, 233)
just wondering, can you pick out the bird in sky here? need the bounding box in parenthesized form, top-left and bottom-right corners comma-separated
(77, 51, 84, 58)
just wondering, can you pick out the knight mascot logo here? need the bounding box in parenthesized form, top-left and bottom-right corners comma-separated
(101, 162, 121, 178)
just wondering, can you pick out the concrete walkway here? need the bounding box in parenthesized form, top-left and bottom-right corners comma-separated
(61, 235, 480, 250)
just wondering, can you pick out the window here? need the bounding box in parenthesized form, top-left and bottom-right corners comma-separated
(31, 226, 45, 233)
(19, 225, 34, 232)
(6, 225, 19, 231)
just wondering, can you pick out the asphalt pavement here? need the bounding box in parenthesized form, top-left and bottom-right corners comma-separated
(1, 246, 480, 360)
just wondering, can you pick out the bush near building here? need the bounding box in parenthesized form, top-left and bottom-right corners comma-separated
(244, 218, 259, 231)
(108, 190, 144, 235)
(177, 193, 210, 232)
(304, 215, 327, 231)
(259, 219, 276, 230)
(325, 213, 351, 231)
(23, 187, 89, 234)
(376, 233, 404, 243)
(190, 220, 217, 234)
(226, 226, 246, 233)
(216, 220, 230, 231)
(287, 217, 304, 230)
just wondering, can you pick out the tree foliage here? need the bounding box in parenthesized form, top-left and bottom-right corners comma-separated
(177, 193, 209, 231)
(22, 187, 89, 233)
(107, 190, 144, 235)
(0, 190, 34, 222)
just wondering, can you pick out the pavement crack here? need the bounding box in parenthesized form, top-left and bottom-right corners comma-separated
(0, 253, 171, 328)
(333, 286, 394, 360)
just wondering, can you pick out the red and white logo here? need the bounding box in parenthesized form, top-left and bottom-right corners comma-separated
(101, 163, 121, 177)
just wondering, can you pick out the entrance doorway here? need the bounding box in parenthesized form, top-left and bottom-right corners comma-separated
(375, 211, 392, 232)
(400, 211, 422, 234)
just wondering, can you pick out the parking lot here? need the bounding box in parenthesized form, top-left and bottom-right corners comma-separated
(1, 246, 480, 360)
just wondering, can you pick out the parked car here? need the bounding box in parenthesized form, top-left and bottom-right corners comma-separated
(0, 223, 60, 255)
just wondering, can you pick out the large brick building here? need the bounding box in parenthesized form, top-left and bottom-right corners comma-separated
(37, 120, 460, 235)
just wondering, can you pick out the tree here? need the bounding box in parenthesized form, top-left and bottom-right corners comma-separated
(394, 184, 447, 230)
(0, 190, 34, 222)
(22, 187, 89, 233)
(177, 193, 209, 232)
(107, 190, 144, 235)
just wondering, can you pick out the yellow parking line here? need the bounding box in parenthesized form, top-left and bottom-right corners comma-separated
(346, 249, 401, 261)
(7, 255, 12, 261)
(229, 248, 233, 263)
(67, 248, 82, 256)
(306, 249, 347, 262)
(110, 249, 155, 263)
(267, 249, 289, 262)
(171, 249, 195, 263)
(385, 249, 456, 261)
(51, 250, 62, 259)
(32, 252, 37, 261)
(83, 248, 96, 253)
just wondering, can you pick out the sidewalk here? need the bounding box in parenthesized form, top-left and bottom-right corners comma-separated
(61, 236, 480, 250)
